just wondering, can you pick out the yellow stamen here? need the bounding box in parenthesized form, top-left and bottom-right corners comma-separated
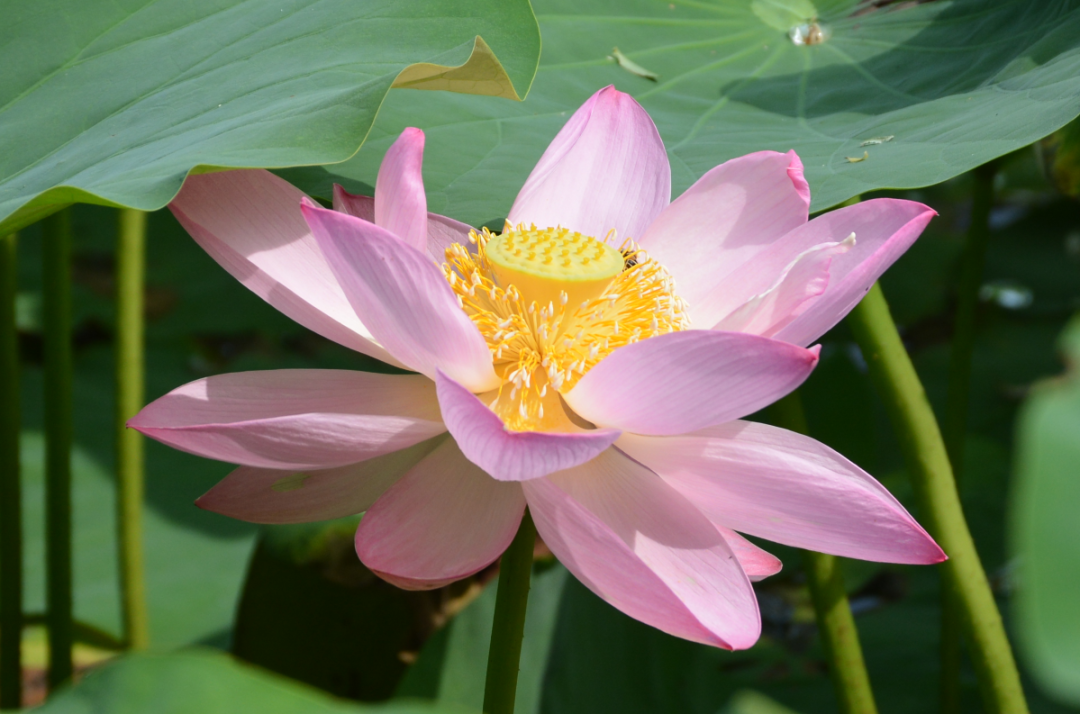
(443, 224, 689, 431)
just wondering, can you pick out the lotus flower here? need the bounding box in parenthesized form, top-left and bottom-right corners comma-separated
(132, 86, 944, 650)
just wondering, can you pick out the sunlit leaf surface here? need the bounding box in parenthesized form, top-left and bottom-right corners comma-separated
(0, 0, 540, 234)
(303, 0, 1080, 224)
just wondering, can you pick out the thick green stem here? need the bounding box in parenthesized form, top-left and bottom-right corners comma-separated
(483, 509, 536, 714)
(1, 233, 22, 710)
(941, 163, 997, 714)
(847, 283, 1028, 714)
(42, 211, 73, 690)
(772, 393, 879, 714)
(115, 209, 149, 650)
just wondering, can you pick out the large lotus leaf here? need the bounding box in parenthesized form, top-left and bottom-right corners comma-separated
(1010, 315, 1080, 706)
(301, 0, 1080, 225)
(36, 649, 477, 714)
(0, 0, 540, 234)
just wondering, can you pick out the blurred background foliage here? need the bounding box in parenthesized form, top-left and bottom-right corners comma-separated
(11, 130, 1080, 713)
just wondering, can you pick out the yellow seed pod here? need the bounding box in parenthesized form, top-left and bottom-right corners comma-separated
(485, 226, 623, 309)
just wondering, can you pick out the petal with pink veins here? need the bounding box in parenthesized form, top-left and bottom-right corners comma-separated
(508, 86, 670, 241)
(639, 151, 810, 321)
(355, 439, 526, 590)
(332, 185, 374, 221)
(435, 370, 619, 481)
(333, 184, 474, 262)
(302, 202, 499, 392)
(196, 436, 446, 524)
(374, 128, 428, 252)
(617, 422, 946, 564)
(718, 526, 782, 582)
(129, 370, 445, 470)
(713, 199, 936, 346)
(523, 448, 760, 649)
(564, 330, 819, 435)
(713, 235, 855, 337)
(169, 169, 400, 366)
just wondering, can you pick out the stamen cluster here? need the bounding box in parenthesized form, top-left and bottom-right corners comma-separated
(443, 223, 689, 431)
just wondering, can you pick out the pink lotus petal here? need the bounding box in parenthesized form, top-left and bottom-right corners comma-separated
(331, 185, 374, 221)
(129, 370, 445, 470)
(523, 448, 760, 649)
(713, 236, 855, 337)
(302, 202, 499, 393)
(722, 199, 935, 346)
(435, 370, 619, 481)
(169, 170, 400, 366)
(787, 151, 812, 207)
(195, 437, 445, 524)
(618, 422, 946, 564)
(355, 439, 526, 590)
(639, 151, 809, 323)
(564, 330, 819, 435)
(508, 86, 670, 241)
(333, 184, 474, 262)
(375, 128, 429, 252)
(425, 212, 476, 262)
(719, 526, 782, 582)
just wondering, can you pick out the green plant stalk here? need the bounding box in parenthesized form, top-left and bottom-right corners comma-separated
(22, 613, 126, 652)
(941, 162, 998, 714)
(115, 209, 149, 650)
(0, 233, 22, 711)
(483, 509, 536, 714)
(943, 163, 998, 479)
(772, 392, 879, 714)
(42, 211, 74, 690)
(847, 283, 1028, 714)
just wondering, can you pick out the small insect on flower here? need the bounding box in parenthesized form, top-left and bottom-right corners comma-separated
(137, 86, 944, 650)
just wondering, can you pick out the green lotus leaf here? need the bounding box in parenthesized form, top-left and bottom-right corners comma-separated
(305, 0, 1080, 224)
(36, 649, 478, 713)
(0, 0, 540, 234)
(1011, 315, 1080, 706)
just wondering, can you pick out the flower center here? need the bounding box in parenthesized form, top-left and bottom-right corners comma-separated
(484, 227, 625, 310)
(444, 224, 689, 432)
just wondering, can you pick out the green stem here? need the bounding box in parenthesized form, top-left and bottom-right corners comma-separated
(847, 283, 1028, 714)
(772, 393, 879, 714)
(941, 163, 998, 714)
(483, 509, 536, 714)
(42, 211, 73, 690)
(22, 614, 126, 652)
(944, 162, 998, 481)
(115, 209, 149, 650)
(1, 233, 22, 710)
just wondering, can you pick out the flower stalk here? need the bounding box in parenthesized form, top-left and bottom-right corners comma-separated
(42, 210, 74, 690)
(772, 392, 879, 714)
(483, 509, 536, 714)
(0, 232, 22, 710)
(847, 282, 1028, 714)
(941, 161, 998, 714)
(115, 209, 150, 650)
